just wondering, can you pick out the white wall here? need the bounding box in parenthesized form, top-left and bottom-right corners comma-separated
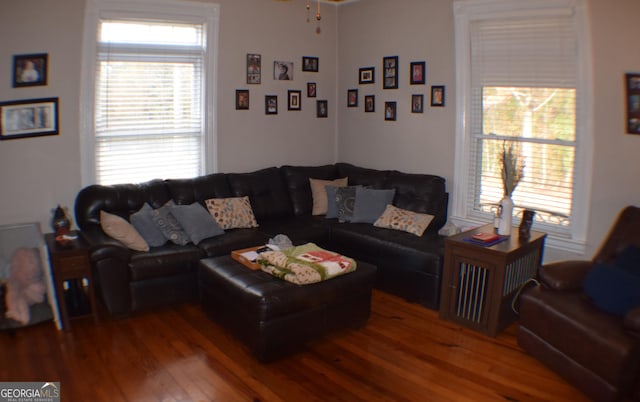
(1, 0, 639, 262)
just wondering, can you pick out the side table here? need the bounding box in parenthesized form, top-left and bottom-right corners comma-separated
(45, 231, 96, 330)
(439, 224, 546, 337)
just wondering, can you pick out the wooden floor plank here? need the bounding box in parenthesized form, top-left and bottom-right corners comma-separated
(0, 290, 589, 402)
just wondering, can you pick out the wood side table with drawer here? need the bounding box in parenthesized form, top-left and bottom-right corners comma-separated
(439, 224, 546, 337)
(45, 231, 96, 330)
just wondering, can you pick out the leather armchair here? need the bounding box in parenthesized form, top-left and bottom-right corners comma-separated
(518, 206, 640, 402)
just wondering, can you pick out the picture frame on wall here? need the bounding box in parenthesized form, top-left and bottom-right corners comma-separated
(302, 56, 319, 72)
(411, 94, 424, 113)
(307, 82, 317, 98)
(626, 73, 640, 134)
(265, 95, 278, 115)
(0, 97, 59, 140)
(359, 67, 375, 84)
(13, 53, 48, 88)
(274, 61, 293, 81)
(431, 85, 445, 107)
(317, 100, 328, 118)
(246, 53, 261, 84)
(383, 56, 399, 89)
(364, 95, 375, 113)
(288, 90, 302, 111)
(347, 89, 358, 107)
(410, 61, 426, 85)
(236, 89, 249, 110)
(384, 101, 397, 121)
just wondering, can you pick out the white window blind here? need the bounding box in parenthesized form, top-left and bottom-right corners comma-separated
(467, 12, 579, 233)
(94, 20, 206, 185)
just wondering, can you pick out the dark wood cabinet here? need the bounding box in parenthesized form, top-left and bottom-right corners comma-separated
(439, 224, 546, 337)
(45, 232, 96, 330)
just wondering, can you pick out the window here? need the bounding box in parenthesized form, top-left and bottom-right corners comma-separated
(452, 0, 592, 253)
(81, 0, 219, 186)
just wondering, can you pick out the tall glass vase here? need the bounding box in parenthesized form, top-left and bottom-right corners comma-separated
(498, 196, 514, 236)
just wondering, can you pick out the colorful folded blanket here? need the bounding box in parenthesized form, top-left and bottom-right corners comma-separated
(257, 242, 357, 285)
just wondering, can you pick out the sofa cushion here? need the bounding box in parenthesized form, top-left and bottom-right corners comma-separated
(170, 202, 225, 244)
(583, 262, 640, 316)
(165, 173, 232, 205)
(374, 204, 434, 236)
(128, 243, 204, 281)
(335, 186, 358, 223)
(150, 201, 191, 246)
(310, 177, 348, 215)
(258, 215, 332, 245)
(129, 203, 167, 247)
(227, 167, 293, 221)
(205, 196, 258, 229)
(352, 187, 395, 223)
(198, 228, 271, 258)
(100, 210, 149, 252)
(335, 163, 391, 188)
(280, 165, 339, 216)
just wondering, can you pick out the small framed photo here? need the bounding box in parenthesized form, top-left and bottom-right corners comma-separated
(317, 100, 328, 118)
(410, 61, 426, 85)
(411, 94, 424, 113)
(364, 95, 375, 113)
(0, 97, 59, 140)
(347, 89, 358, 107)
(265, 95, 278, 115)
(288, 90, 302, 111)
(626, 73, 640, 134)
(13, 53, 48, 87)
(384, 101, 397, 121)
(246, 53, 261, 84)
(302, 56, 319, 72)
(359, 67, 375, 84)
(383, 56, 399, 89)
(274, 61, 293, 81)
(307, 82, 317, 98)
(236, 90, 249, 110)
(431, 85, 445, 107)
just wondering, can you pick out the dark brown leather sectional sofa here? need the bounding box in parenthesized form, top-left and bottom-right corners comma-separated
(74, 163, 449, 317)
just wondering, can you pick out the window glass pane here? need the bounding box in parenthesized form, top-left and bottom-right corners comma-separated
(100, 20, 202, 46)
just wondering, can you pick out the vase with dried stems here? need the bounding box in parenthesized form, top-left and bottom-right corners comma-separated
(497, 141, 524, 236)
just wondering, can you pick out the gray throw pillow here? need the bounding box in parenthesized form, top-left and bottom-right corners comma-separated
(335, 186, 359, 223)
(325, 186, 341, 219)
(130, 203, 167, 247)
(150, 201, 191, 246)
(352, 187, 396, 224)
(169, 202, 224, 245)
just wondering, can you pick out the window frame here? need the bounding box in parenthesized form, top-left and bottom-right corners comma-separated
(80, 0, 219, 186)
(451, 0, 593, 254)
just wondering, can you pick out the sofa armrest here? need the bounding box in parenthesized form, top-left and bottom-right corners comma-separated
(538, 260, 593, 291)
(624, 306, 640, 338)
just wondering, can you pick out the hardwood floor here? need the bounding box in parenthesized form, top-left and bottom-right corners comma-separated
(0, 290, 589, 402)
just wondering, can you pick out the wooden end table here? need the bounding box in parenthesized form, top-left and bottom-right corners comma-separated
(439, 224, 546, 337)
(45, 231, 96, 330)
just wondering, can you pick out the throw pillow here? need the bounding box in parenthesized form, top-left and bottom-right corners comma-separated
(351, 187, 396, 224)
(583, 261, 640, 316)
(335, 186, 359, 223)
(129, 203, 167, 247)
(205, 196, 259, 229)
(170, 202, 225, 245)
(374, 204, 435, 236)
(325, 186, 341, 219)
(150, 201, 191, 246)
(100, 210, 149, 252)
(310, 177, 348, 215)
(616, 245, 640, 275)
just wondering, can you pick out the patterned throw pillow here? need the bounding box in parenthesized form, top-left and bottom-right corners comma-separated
(373, 204, 434, 236)
(150, 201, 191, 246)
(310, 177, 348, 215)
(130, 203, 167, 247)
(335, 186, 359, 223)
(100, 210, 149, 251)
(205, 196, 259, 229)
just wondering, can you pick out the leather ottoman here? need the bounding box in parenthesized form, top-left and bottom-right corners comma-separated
(198, 255, 377, 362)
